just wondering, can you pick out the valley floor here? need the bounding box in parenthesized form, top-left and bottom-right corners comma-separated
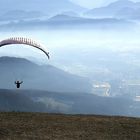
(0, 112, 139, 140)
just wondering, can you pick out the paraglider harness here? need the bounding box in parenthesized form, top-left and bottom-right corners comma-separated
(15, 81, 23, 88)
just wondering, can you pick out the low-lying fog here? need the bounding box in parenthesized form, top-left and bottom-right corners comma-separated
(0, 25, 140, 78)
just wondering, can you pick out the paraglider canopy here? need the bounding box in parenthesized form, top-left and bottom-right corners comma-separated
(0, 37, 50, 59)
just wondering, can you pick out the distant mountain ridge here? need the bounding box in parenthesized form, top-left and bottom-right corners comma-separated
(0, 10, 44, 21)
(0, 0, 137, 30)
(0, 14, 134, 31)
(85, 0, 140, 19)
(0, 88, 139, 118)
(0, 56, 92, 93)
(0, 88, 135, 116)
(0, 0, 86, 18)
(0, 0, 139, 23)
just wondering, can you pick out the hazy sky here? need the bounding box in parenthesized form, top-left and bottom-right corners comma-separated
(70, 0, 140, 8)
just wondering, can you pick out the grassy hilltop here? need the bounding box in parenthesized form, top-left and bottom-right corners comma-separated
(0, 112, 140, 140)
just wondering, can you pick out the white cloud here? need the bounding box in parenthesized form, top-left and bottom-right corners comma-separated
(69, 0, 106, 8)
(69, 0, 140, 8)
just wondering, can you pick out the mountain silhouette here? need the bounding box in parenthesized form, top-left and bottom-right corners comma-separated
(0, 56, 92, 92)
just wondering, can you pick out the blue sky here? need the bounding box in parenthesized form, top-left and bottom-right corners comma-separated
(70, 0, 140, 8)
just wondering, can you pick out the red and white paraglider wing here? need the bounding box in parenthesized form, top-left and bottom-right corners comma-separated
(0, 37, 50, 59)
